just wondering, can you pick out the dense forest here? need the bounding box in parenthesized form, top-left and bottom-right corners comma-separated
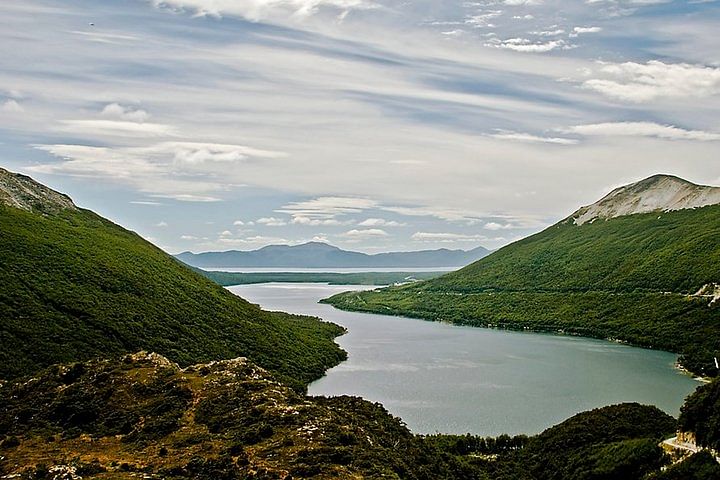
(680, 379, 720, 451)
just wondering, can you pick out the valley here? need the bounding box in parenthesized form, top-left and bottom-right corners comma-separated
(1, 169, 720, 479)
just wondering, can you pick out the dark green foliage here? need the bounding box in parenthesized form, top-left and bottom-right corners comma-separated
(0, 356, 192, 442)
(582, 438, 667, 479)
(432, 206, 720, 294)
(470, 404, 676, 480)
(0, 204, 346, 390)
(679, 379, 720, 450)
(517, 403, 675, 480)
(651, 451, 720, 480)
(325, 205, 720, 376)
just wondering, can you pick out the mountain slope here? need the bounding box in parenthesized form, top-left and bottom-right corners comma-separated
(176, 241, 490, 268)
(325, 175, 720, 376)
(0, 168, 345, 390)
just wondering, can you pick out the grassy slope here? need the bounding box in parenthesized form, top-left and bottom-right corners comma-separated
(325, 206, 720, 376)
(0, 204, 345, 390)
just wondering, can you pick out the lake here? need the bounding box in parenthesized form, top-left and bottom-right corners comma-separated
(228, 283, 702, 437)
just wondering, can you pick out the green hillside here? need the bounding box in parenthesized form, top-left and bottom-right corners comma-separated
(0, 171, 345, 391)
(326, 203, 720, 377)
(425, 204, 720, 294)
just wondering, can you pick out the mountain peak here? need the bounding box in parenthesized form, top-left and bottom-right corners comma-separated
(0, 167, 77, 213)
(570, 174, 720, 225)
(293, 241, 341, 250)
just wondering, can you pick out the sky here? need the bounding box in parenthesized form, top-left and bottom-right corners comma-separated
(1, 0, 719, 254)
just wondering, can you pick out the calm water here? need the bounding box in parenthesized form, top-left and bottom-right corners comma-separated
(228, 283, 702, 436)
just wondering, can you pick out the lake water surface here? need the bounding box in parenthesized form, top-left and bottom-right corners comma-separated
(229, 283, 702, 436)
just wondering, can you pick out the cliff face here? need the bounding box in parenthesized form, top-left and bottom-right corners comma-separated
(570, 174, 720, 225)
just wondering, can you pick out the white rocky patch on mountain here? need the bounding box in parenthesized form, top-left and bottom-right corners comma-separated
(570, 174, 720, 225)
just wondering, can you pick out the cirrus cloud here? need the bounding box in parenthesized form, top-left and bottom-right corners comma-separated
(560, 122, 720, 141)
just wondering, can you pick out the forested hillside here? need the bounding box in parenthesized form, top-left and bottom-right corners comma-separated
(0, 168, 345, 391)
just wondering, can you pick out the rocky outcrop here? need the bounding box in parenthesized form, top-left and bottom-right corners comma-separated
(570, 174, 720, 225)
(0, 167, 76, 212)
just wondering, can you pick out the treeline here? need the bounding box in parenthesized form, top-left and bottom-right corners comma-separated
(193, 268, 442, 286)
(679, 378, 720, 451)
(423, 433, 529, 455)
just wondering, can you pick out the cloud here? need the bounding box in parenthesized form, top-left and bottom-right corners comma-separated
(216, 235, 289, 247)
(382, 205, 486, 224)
(31, 141, 283, 201)
(571, 26, 602, 35)
(357, 218, 406, 227)
(561, 122, 720, 141)
(58, 119, 177, 138)
(233, 220, 245, 226)
(484, 222, 514, 230)
(256, 216, 287, 226)
(1, 99, 24, 113)
(148, 0, 377, 22)
(277, 197, 378, 219)
(101, 103, 150, 122)
(502, 0, 544, 5)
(181, 235, 198, 240)
(71, 30, 141, 44)
(489, 130, 579, 145)
(56, 103, 170, 138)
(486, 37, 572, 52)
(341, 228, 389, 238)
(581, 61, 720, 102)
(291, 216, 349, 226)
(155, 221, 169, 227)
(411, 232, 488, 242)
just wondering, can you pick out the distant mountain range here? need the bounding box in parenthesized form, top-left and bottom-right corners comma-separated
(176, 242, 491, 268)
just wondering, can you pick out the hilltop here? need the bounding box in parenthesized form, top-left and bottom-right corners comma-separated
(571, 174, 720, 225)
(176, 241, 490, 269)
(325, 174, 720, 376)
(0, 168, 345, 390)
